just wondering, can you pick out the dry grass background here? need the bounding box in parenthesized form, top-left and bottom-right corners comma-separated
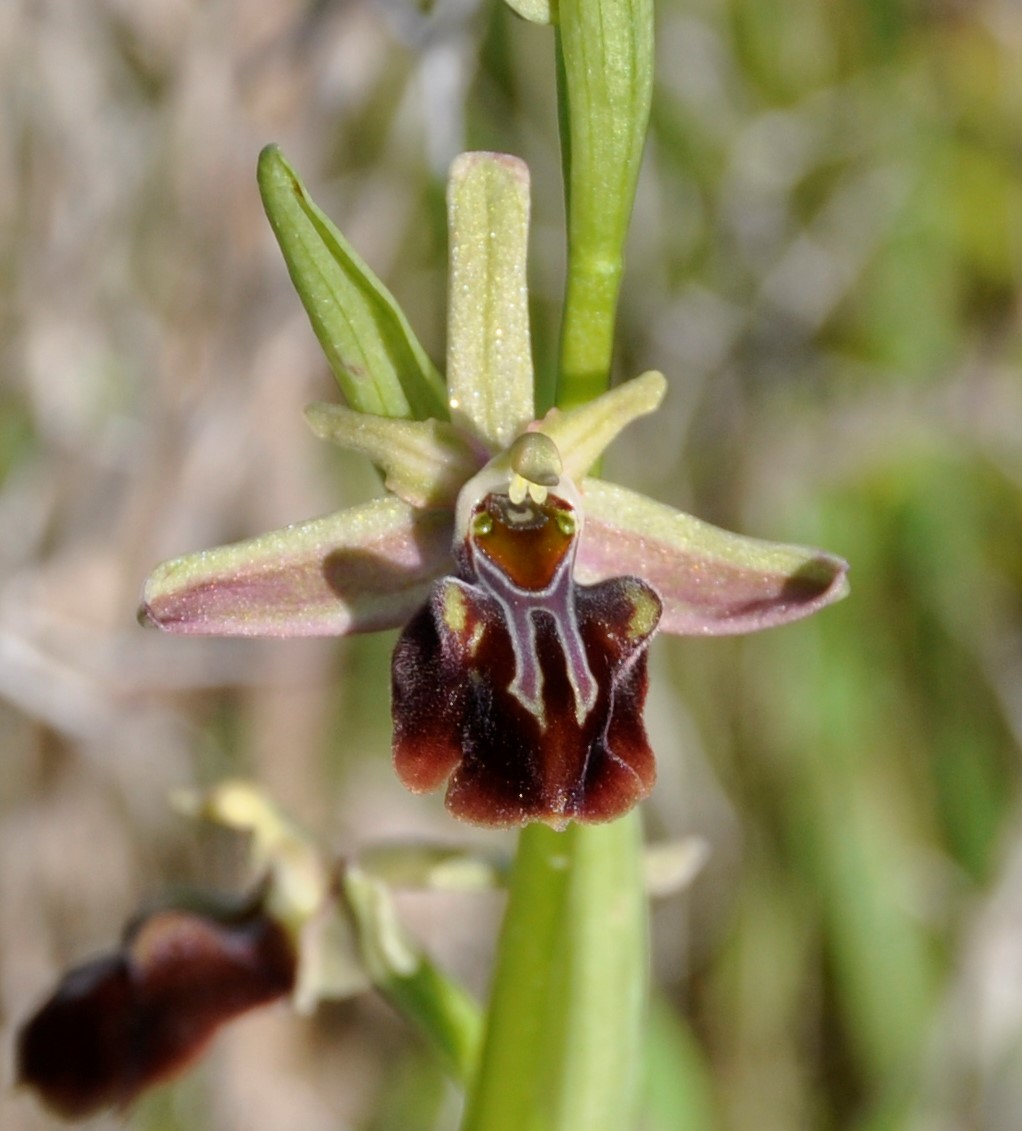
(1, 1, 1022, 1129)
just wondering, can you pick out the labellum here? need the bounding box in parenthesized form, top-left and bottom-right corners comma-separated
(392, 434, 662, 828)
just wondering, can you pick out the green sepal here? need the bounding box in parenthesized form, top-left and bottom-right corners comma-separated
(140, 497, 451, 638)
(577, 479, 850, 635)
(258, 144, 447, 421)
(446, 152, 536, 449)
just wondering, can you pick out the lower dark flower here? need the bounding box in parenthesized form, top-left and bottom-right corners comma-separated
(17, 896, 296, 1120)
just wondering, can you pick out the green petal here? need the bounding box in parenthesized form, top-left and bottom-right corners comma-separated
(258, 145, 447, 421)
(537, 370, 666, 481)
(304, 402, 482, 508)
(446, 153, 535, 450)
(140, 498, 452, 637)
(577, 480, 849, 635)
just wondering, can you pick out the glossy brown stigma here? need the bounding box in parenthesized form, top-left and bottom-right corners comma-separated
(470, 494, 577, 592)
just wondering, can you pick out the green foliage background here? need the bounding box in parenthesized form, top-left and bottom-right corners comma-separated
(1, 2, 1021, 1129)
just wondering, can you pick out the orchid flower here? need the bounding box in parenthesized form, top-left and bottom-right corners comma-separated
(17, 781, 483, 1119)
(140, 149, 848, 829)
(17, 893, 297, 1120)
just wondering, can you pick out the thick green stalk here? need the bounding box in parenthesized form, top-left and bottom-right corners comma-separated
(461, 817, 647, 1131)
(555, 0, 654, 409)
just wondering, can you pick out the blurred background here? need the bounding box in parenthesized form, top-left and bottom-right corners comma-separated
(1, 0, 1021, 1128)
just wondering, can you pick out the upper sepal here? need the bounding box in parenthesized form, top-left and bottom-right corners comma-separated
(446, 154, 535, 450)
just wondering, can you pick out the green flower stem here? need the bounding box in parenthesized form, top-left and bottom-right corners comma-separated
(344, 868, 482, 1084)
(462, 817, 647, 1131)
(376, 951, 483, 1084)
(555, 0, 654, 409)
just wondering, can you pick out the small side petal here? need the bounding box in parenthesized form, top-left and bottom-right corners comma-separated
(577, 479, 849, 635)
(536, 370, 666, 481)
(140, 498, 453, 637)
(304, 402, 481, 509)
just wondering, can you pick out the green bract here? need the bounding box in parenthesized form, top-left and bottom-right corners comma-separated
(258, 145, 447, 421)
(555, 0, 655, 409)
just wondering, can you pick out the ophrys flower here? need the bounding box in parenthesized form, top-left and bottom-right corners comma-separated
(141, 150, 848, 827)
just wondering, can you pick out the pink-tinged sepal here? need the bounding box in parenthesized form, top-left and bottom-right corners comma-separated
(140, 498, 453, 638)
(577, 479, 849, 635)
(392, 562, 662, 829)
